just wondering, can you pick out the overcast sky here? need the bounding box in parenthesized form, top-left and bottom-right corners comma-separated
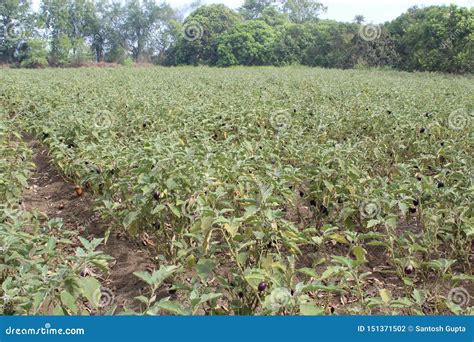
(31, 0, 473, 23)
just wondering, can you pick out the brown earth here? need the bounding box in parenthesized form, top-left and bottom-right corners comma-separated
(21, 135, 155, 312)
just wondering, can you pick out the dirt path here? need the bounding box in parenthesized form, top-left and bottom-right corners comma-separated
(22, 135, 154, 311)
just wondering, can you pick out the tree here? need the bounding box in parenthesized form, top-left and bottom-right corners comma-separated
(172, 4, 242, 65)
(283, 0, 326, 24)
(217, 20, 276, 66)
(41, 0, 96, 65)
(123, 0, 175, 62)
(103, 1, 128, 63)
(0, 0, 32, 63)
(387, 5, 474, 73)
(353, 15, 365, 24)
(86, 0, 108, 62)
(239, 0, 279, 20)
(18, 38, 48, 68)
(271, 23, 313, 65)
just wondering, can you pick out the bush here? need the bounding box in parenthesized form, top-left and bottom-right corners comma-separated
(48, 33, 72, 67)
(71, 39, 94, 67)
(19, 39, 48, 69)
(121, 57, 134, 66)
(217, 20, 276, 66)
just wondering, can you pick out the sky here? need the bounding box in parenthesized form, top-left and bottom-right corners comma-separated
(31, 0, 473, 23)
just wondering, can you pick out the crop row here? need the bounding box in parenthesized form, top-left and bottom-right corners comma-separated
(1, 67, 472, 314)
(0, 102, 110, 315)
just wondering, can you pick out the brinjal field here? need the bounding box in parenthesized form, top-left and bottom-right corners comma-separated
(1, 67, 473, 315)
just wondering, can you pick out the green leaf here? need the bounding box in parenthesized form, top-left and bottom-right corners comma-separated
(168, 203, 181, 218)
(123, 211, 139, 235)
(244, 268, 266, 289)
(196, 258, 215, 281)
(352, 246, 367, 264)
(379, 288, 392, 304)
(367, 219, 380, 228)
(123, 211, 138, 227)
(323, 180, 334, 192)
(60, 291, 78, 313)
(166, 178, 178, 190)
(385, 217, 398, 229)
(328, 233, 348, 244)
(135, 295, 150, 305)
(150, 265, 180, 288)
(46, 237, 56, 252)
(223, 222, 240, 238)
(191, 293, 223, 311)
(390, 297, 413, 307)
(155, 298, 190, 315)
(332, 255, 354, 268)
(300, 282, 344, 294)
(299, 302, 324, 315)
(78, 277, 101, 308)
(398, 202, 408, 216)
(412, 288, 426, 305)
(298, 267, 319, 279)
(152, 204, 166, 214)
(134, 271, 154, 286)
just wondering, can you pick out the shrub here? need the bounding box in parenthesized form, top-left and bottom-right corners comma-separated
(19, 39, 48, 69)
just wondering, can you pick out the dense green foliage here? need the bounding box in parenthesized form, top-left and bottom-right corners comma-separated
(387, 5, 473, 73)
(217, 20, 276, 66)
(171, 4, 242, 66)
(1, 1, 472, 73)
(1, 67, 472, 315)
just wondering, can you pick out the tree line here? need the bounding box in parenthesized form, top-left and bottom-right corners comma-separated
(0, 0, 472, 73)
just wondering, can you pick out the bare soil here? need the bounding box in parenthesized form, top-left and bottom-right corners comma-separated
(22, 135, 154, 311)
